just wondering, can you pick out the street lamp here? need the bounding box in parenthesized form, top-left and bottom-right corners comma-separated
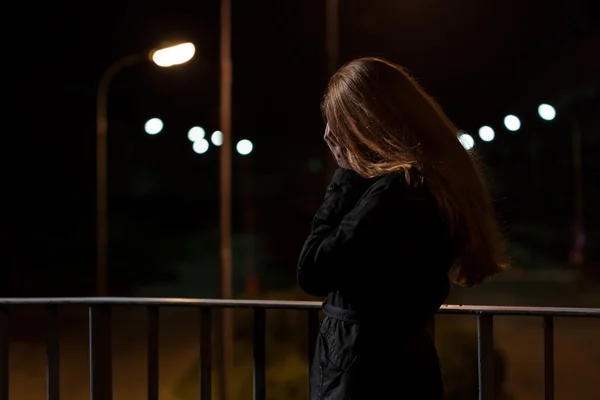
(150, 42, 195, 67)
(96, 41, 195, 296)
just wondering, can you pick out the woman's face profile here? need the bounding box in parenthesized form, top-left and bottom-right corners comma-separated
(324, 123, 332, 138)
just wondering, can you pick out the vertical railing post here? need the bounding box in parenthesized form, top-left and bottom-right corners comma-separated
(307, 309, 319, 375)
(0, 306, 8, 400)
(543, 316, 555, 400)
(46, 304, 60, 400)
(147, 306, 159, 400)
(253, 308, 266, 400)
(200, 307, 212, 400)
(477, 314, 494, 400)
(89, 305, 112, 400)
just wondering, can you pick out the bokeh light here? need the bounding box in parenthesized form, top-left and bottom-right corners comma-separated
(458, 132, 475, 150)
(478, 126, 495, 142)
(188, 126, 205, 142)
(211, 131, 223, 146)
(193, 138, 209, 154)
(144, 118, 164, 135)
(504, 115, 521, 132)
(236, 139, 253, 155)
(538, 104, 556, 121)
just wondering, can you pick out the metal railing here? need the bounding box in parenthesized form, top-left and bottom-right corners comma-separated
(0, 298, 599, 400)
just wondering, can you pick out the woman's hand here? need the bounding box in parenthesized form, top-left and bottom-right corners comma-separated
(324, 124, 353, 170)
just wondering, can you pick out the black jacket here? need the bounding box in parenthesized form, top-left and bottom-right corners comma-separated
(298, 168, 454, 399)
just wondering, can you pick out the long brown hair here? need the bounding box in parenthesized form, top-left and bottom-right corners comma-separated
(322, 57, 506, 286)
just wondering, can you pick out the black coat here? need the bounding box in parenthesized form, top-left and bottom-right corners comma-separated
(298, 168, 454, 399)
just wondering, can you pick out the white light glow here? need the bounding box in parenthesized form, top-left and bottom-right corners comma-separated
(211, 130, 223, 146)
(478, 126, 495, 142)
(144, 118, 164, 135)
(538, 104, 556, 121)
(236, 139, 253, 155)
(458, 133, 475, 150)
(192, 138, 209, 154)
(504, 115, 521, 132)
(151, 42, 195, 67)
(187, 126, 205, 142)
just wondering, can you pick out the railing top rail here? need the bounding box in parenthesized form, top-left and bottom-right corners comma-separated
(439, 304, 600, 318)
(0, 297, 322, 309)
(0, 297, 600, 317)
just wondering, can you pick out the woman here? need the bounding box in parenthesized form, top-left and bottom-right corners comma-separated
(297, 57, 506, 399)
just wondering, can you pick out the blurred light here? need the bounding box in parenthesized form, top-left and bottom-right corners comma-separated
(458, 132, 475, 150)
(504, 115, 521, 132)
(236, 139, 253, 155)
(187, 126, 205, 142)
(150, 42, 195, 67)
(538, 104, 556, 121)
(478, 126, 495, 142)
(144, 118, 163, 135)
(211, 130, 223, 146)
(193, 138, 209, 154)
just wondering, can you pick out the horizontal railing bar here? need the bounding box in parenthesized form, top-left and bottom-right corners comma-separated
(439, 304, 600, 318)
(0, 298, 600, 317)
(0, 298, 322, 310)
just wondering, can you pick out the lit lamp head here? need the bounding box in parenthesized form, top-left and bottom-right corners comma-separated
(149, 42, 195, 67)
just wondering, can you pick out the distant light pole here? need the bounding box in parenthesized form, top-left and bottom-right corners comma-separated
(219, 0, 234, 399)
(538, 103, 583, 268)
(531, 103, 557, 205)
(570, 117, 584, 269)
(235, 139, 258, 296)
(96, 42, 195, 297)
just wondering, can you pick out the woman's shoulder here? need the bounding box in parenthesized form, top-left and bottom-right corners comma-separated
(366, 168, 423, 192)
(364, 169, 436, 207)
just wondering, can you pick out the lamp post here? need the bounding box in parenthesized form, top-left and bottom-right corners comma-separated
(219, 1, 234, 398)
(96, 42, 195, 297)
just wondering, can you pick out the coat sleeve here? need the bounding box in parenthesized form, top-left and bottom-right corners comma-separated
(297, 169, 391, 296)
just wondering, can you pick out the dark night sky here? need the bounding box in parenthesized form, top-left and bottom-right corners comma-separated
(3, 0, 599, 295)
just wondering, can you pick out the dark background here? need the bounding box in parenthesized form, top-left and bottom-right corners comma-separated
(2, 0, 600, 297)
